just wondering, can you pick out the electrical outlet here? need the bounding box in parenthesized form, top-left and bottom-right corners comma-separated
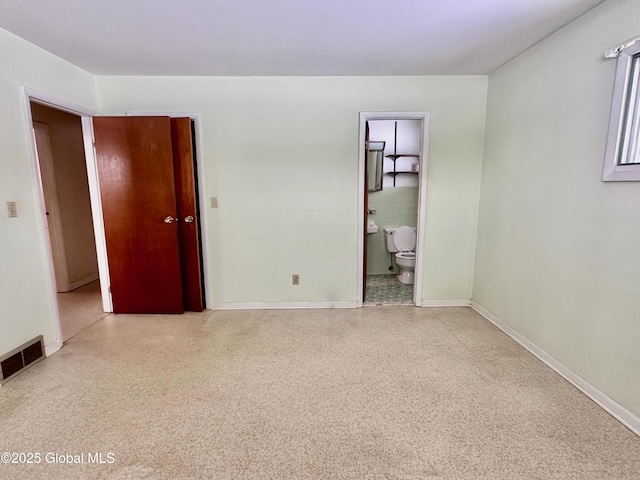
(210, 197, 218, 208)
(7, 202, 17, 218)
(292, 274, 300, 286)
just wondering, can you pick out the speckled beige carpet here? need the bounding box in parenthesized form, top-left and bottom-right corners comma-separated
(1, 306, 639, 479)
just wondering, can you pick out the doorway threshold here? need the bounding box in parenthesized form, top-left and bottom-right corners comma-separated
(363, 301, 415, 307)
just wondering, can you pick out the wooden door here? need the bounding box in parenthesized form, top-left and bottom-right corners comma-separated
(171, 118, 204, 311)
(93, 117, 184, 314)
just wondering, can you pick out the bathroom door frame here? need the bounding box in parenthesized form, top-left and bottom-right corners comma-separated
(357, 112, 430, 307)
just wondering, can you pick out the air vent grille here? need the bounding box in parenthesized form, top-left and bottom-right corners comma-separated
(0, 336, 45, 385)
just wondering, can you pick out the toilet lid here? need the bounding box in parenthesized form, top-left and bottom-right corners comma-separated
(394, 226, 416, 251)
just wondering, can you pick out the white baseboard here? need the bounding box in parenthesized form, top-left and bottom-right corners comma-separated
(45, 340, 62, 357)
(67, 273, 100, 292)
(421, 299, 471, 307)
(208, 301, 358, 310)
(210, 299, 472, 310)
(471, 300, 640, 437)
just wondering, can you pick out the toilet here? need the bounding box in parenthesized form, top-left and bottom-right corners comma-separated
(384, 226, 417, 284)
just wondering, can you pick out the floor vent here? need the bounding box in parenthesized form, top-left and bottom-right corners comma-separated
(0, 336, 45, 385)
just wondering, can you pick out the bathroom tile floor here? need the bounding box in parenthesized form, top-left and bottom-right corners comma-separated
(364, 274, 414, 305)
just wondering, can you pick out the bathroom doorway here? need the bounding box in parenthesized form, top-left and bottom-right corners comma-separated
(357, 112, 430, 307)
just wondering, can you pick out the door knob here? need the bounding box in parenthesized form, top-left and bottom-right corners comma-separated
(184, 215, 194, 223)
(164, 216, 175, 224)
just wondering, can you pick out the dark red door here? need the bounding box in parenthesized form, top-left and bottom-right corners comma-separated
(93, 116, 184, 314)
(171, 118, 204, 311)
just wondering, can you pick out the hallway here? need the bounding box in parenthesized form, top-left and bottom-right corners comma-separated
(56, 280, 108, 341)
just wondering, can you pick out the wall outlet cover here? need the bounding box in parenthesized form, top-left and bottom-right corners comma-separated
(7, 202, 17, 218)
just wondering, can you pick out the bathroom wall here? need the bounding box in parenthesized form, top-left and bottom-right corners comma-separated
(367, 187, 419, 274)
(366, 119, 421, 275)
(368, 119, 421, 188)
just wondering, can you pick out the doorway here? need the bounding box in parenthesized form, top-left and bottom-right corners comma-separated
(357, 112, 430, 307)
(30, 101, 108, 341)
(24, 90, 208, 351)
(91, 116, 205, 313)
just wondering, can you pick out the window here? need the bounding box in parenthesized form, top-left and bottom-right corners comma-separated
(603, 41, 640, 181)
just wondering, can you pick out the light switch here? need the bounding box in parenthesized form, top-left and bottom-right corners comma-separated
(7, 202, 17, 218)
(210, 197, 218, 208)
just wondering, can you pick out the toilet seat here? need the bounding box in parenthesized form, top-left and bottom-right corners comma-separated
(395, 252, 415, 259)
(393, 226, 416, 252)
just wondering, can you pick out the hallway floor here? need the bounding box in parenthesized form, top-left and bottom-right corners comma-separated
(56, 280, 109, 342)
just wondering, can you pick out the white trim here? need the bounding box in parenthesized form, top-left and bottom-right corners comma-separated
(471, 300, 640, 437)
(22, 90, 66, 351)
(22, 87, 111, 352)
(357, 118, 366, 307)
(24, 88, 98, 117)
(44, 340, 62, 357)
(357, 112, 430, 307)
(66, 273, 100, 291)
(81, 117, 113, 312)
(605, 35, 640, 59)
(209, 301, 357, 310)
(126, 111, 195, 118)
(191, 115, 209, 307)
(421, 299, 471, 307)
(603, 42, 640, 181)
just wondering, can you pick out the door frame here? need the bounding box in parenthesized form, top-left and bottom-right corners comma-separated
(357, 112, 431, 307)
(22, 87, 104, 353)
(22, 91, 211, 352)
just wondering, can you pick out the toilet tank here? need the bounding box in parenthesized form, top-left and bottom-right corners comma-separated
(384, 226, 416, 253)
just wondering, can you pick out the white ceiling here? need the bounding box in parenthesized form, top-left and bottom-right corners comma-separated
(0, 0, 607, 76)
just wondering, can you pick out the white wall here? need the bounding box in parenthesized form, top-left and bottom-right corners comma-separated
(97, 76, 487, 305)
(474, 0, 640, 418)
(0, 28, 97, 354)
